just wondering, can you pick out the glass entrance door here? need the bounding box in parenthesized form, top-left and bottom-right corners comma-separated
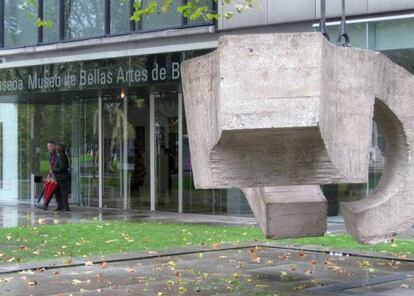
(125, 95, 151, 210)
(102, 95, 124, 208)
(153, 92, 179, 212)
(77, 97, 99, 207)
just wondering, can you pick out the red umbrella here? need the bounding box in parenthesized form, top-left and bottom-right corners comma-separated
(43, 179, 58, 204)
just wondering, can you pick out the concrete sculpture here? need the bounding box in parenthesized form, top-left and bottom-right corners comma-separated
(181, 32, 414, 244)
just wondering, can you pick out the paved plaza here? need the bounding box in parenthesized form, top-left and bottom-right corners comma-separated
(0, 244, 414, 295)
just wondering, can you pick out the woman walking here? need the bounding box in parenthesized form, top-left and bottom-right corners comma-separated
(53, 143, 71, 212)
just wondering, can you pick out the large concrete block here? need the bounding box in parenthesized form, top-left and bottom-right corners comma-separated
(181, 32, 414, 244)
(243, 186, 327, 239)
(182, 33, 372, 190)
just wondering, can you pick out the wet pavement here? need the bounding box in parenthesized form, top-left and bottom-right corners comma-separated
(0, 245, 413, 295)
(0, 202, 347, 234)
(0, 202, 258, 228)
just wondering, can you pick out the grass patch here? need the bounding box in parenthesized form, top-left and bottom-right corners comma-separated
(0, 222, 412, 265)
(0, 222, 264, 264)
(278, 234, 414, 256)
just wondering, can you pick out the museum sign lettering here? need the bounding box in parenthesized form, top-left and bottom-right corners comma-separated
(0, 53, 184, 96)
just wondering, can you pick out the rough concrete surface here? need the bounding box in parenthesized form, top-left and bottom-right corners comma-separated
(181, 32, 414, 244)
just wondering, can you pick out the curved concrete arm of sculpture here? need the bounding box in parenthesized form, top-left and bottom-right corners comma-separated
(341, 86, 412, 244)
(181, 32, 414, 244)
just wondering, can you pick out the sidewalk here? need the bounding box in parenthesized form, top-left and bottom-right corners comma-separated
(1, 242, 413, 296)
(0, 201, 347, 233)
(2, 202, 413, 239)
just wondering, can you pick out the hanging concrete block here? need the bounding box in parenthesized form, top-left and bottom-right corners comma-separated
(243, 186, 327, 239)
(181, 32, 414, 244)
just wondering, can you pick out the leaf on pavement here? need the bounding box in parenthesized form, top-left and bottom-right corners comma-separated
(84, 261, 94, 266)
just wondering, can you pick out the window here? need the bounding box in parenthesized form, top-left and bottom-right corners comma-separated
(43, 0, 60, 43)
(140, 0, 182, 31)
(111, 0, 131, 34)
(64, 0, 105, 40)
(4, 0, 38, 47)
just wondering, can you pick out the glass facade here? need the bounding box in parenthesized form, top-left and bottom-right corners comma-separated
(0, 50, 251, 215)
(0, 0, 214, 48)
(320, 17, 414, 216)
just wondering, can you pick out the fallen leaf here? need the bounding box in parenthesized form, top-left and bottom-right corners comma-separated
(84, 261, 94, 266)
(357, 260, 372, 268)
(63, 259, 73, 265)
(250, 247, 261, 263)
(179, 286, 187, 293)
(100, 262, 108, 268)
(72, 279, 82, 285)
(212, 243, 221, 249)
(127, 267, 136, 273)
(2, 277, 13, 283)
(19, 270, 34, 275)
(27, 280, 37, 286)
(104, 239, 117, 243)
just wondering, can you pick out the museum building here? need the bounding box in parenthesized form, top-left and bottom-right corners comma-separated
(0, 0, 413, 216)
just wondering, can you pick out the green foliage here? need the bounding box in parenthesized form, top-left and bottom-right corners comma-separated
(28, 0, 260, 29)
(130, 0, 260, 22)
(36, 18, 53, 29)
